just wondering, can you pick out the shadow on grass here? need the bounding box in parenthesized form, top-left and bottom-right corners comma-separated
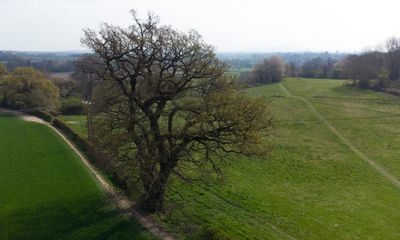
(0, 194, 156, 240)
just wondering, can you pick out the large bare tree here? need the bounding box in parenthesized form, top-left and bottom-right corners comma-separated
(82, 11, 272, 213)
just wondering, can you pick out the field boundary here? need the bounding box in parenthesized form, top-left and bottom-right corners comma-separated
(279, 84, 400, 189)
(0, 108, 174, 240)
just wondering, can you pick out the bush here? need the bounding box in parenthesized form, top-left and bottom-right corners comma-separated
(60, 98, 85, 115)
(29, 110, 54, 123)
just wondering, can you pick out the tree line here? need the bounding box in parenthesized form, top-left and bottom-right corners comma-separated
(220, 52, 346, 71)
(290, 37, 400, 89)
(338, 38, 400, 89)
(238, 55, 342, 84)
(237, 37, 400, 89)
(0, 62, 95, 116)
(0, 51, 80, 73)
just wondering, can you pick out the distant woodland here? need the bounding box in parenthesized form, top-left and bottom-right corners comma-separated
(2, 38, 400, 94)
(0, 51, 83, 73)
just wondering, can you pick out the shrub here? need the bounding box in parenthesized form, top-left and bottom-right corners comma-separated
(29, 110, 54, 123)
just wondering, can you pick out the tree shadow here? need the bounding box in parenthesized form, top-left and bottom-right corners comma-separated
(0, 194, 155, 240)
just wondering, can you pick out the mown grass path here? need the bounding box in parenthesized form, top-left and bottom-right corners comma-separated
(279, 83, 400, 189)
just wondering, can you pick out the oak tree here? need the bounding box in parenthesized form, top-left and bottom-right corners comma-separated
(82, 11, 272, 213)
(1, 67, 59, 110)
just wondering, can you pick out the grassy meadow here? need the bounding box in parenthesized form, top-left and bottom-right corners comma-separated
(53, 78, 400, 239)
(57, 115, 88, 139)
(161, 78, 400, 239)
(0, 114, 155, 240)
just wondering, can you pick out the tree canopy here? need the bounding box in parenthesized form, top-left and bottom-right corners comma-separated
(0, 67, 59, 110)
(82, 11, 273, 213)
(0, 63, 7, 77)
(252, 56, 286, 84)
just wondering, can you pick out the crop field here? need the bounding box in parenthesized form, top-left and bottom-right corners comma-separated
(0, 114, 155, 240)
(160, 78, 400, 239)
(53, 78, 400, 239)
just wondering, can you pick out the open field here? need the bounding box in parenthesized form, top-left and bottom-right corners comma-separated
(0, 114, 155, 240)
(57, 115, 88, 139)
(54, 78, 400, 239)
(160, 78, 400, 239)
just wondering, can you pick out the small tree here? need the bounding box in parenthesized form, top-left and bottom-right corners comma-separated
(82, 11, 273, 213)
(1, 67, 59, 110)
(252, 56, 286, 84)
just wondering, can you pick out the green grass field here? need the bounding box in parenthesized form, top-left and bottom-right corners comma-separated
(57, 115, 88, 139)
(0, 114, 155, 240)
(54, 78, 400, 239)
(160, 78, 400, 239)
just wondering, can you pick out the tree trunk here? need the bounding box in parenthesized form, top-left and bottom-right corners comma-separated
(141, 164, 171, 213)
(87, 104, 94, 141)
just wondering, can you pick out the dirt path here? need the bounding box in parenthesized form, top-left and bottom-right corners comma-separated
(0, 109, 175, 240)
(279, 84, 400, 189)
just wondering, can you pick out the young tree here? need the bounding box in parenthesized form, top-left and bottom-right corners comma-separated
(1, 67, 59, 110)
(82, 11, 273, 213)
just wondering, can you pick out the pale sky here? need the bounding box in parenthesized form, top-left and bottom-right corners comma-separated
(1, 0, 399, 52)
